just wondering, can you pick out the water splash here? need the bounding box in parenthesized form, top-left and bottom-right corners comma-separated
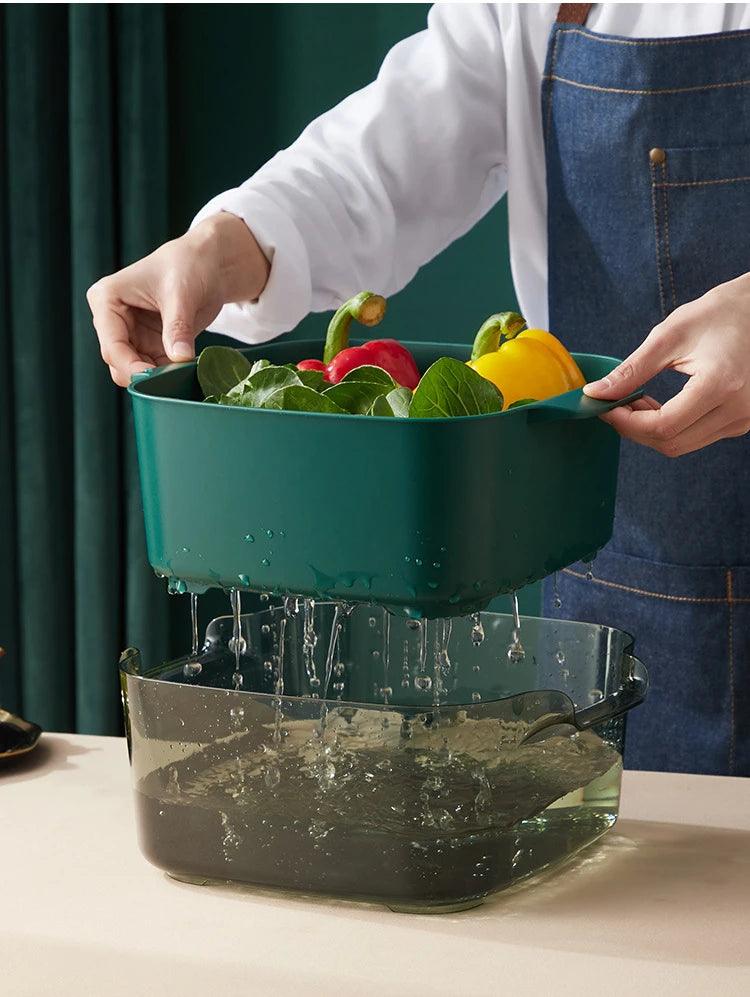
(507, 591, 525, 663)
(470, 611, 485, 646)
(229, 588, 243, 689)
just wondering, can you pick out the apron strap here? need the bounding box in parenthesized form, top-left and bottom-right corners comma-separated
(556, 3, 592, 24)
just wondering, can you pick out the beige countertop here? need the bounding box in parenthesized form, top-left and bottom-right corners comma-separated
(2, 733, 749, 996)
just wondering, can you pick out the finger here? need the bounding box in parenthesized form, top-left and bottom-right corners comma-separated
(599, 395, 660, 429)
(603, 373, 720, 441)
(664, 415, 750, 458)
(161, 293, 198, 362)
(584, 326, 675, 399)
(90, 294, 144, 369)
(611, 401, 732, 454)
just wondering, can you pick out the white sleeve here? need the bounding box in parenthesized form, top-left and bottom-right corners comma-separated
(192, 3, 508, 344)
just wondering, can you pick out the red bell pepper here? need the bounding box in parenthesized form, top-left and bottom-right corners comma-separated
(297, 292, 420, 389)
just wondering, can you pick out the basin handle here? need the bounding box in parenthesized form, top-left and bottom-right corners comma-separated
(526, 388, 644, 424)
(574, 653, 649, 731)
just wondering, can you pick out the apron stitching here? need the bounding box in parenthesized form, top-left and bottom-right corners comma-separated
(563, 566, 750, 602)
(660, 160, 678, 311)
(649, 161, 667, 318)
(727, 570, 737, 774)
(545, 74, 750, 97)
(545, 31, 561, 141)
(556, 28, 750, 48)
(655, 176, 750, 188)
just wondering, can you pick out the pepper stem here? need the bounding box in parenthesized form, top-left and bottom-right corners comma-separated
(470, 311, 527, 361)
(323, 291, 387, 364)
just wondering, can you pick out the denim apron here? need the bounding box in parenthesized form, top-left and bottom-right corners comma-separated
(542, 7, 750, 775)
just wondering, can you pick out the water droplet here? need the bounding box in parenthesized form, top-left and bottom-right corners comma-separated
(168, 577, 187, 595)
(472, 663, 480, 673)
(588, 687, 603, 703)
(264, 766, 280, 788)
(261, 558, 270, 567)
(401, 678, 410, 688)
(309, 676, 321, 689)
(414, 675, 432, 692)
(432, 562, 441, 569)
(556, 649, 566, 665)
(404, 555, 411, 563)
(439, 545, 447, 553)
(406, 619, 420, 630)
(380, 686, 393, 698)
(263, 659, 273, 672)
(371, 649, 380, 659)
(333, 681, 345, 693)
(238, 574, 250, 586)
(261, 624, 271, 635)
(183, 660, 202, 678)
(368, 616, 377, 628)
(554, 595, 563, 609)
(230, 705, 244, 720)
(279, 530, 286, 538)
(232, 671, 243, 687)
(179, 546, 190, 554)
(415, 558, 423, 566)
(472, 691, 482, 703)
(427, 581, 438, 590)
(243, 534, 255, 544)
(507, 642, 526, 663)
(471, 612, 484, 646)
(260, 592, 270, 602)
(266, 529, 274, 539)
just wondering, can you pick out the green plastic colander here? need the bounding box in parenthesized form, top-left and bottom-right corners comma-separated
(128, 339, 639, 618)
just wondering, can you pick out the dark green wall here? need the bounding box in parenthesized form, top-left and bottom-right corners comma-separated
(165, 4, 538, 615)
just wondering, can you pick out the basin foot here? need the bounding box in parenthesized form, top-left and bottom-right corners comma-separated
(387, 897, 485, 914)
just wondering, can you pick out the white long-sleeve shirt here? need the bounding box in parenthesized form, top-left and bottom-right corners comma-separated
(193, 3, 750, 344)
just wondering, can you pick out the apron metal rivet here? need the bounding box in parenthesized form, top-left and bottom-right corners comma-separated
(649, 147, 666, 165)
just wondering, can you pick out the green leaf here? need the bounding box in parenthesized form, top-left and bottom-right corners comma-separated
(507, 398, 538, 410)
(264, 385, 347, 414)
(197, 346, 252, 397)
(409, 357, 503, 418)
(203, 395, 218, 404)
(385, 386, 412, 418)
(368, 394, 395, 417)
(250, 359, 271, 375)
(296, 368, 327, 391)
(340, 365, 395, 388)
(225, 365, 301, 408)
(323, 379, 391, 415)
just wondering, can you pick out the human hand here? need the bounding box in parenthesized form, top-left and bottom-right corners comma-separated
(87, 213, 270, 386)
(583, 273, 750, 457)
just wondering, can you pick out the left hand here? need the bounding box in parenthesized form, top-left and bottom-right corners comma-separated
(583, 273, 750, 457)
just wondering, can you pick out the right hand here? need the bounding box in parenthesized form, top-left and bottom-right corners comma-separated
(87, 213, 270, 386)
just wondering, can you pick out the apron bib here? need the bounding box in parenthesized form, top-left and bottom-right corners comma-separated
(542, 6, 750, 775)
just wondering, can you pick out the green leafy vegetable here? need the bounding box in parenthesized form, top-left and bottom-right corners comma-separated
(227, 366, 301, 408)
(264, 385, 347, 414)
(368, 394, 395, 417)
(322, 380, 390, 415)
(197, 346, 252, 397)
(250, 359, 271, 375)
(340, 365, 396, 388)
(507, 398, 538, 410)
(409, 357, 503, 418)
(296, 368, 327, 391)
(386, 386, 412, 418)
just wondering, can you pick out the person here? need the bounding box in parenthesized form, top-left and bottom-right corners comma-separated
(88, 3, 750, 777)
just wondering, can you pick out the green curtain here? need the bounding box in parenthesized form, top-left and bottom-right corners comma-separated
(0, 4, 181, 734)
(1, 4, 529, 736)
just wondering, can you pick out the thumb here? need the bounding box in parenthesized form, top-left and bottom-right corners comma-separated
(162, 296, 198, 362)
(583, 328, 673, 399)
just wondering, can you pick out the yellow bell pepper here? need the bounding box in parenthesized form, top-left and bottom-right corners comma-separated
(466, 311, 585, 409)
